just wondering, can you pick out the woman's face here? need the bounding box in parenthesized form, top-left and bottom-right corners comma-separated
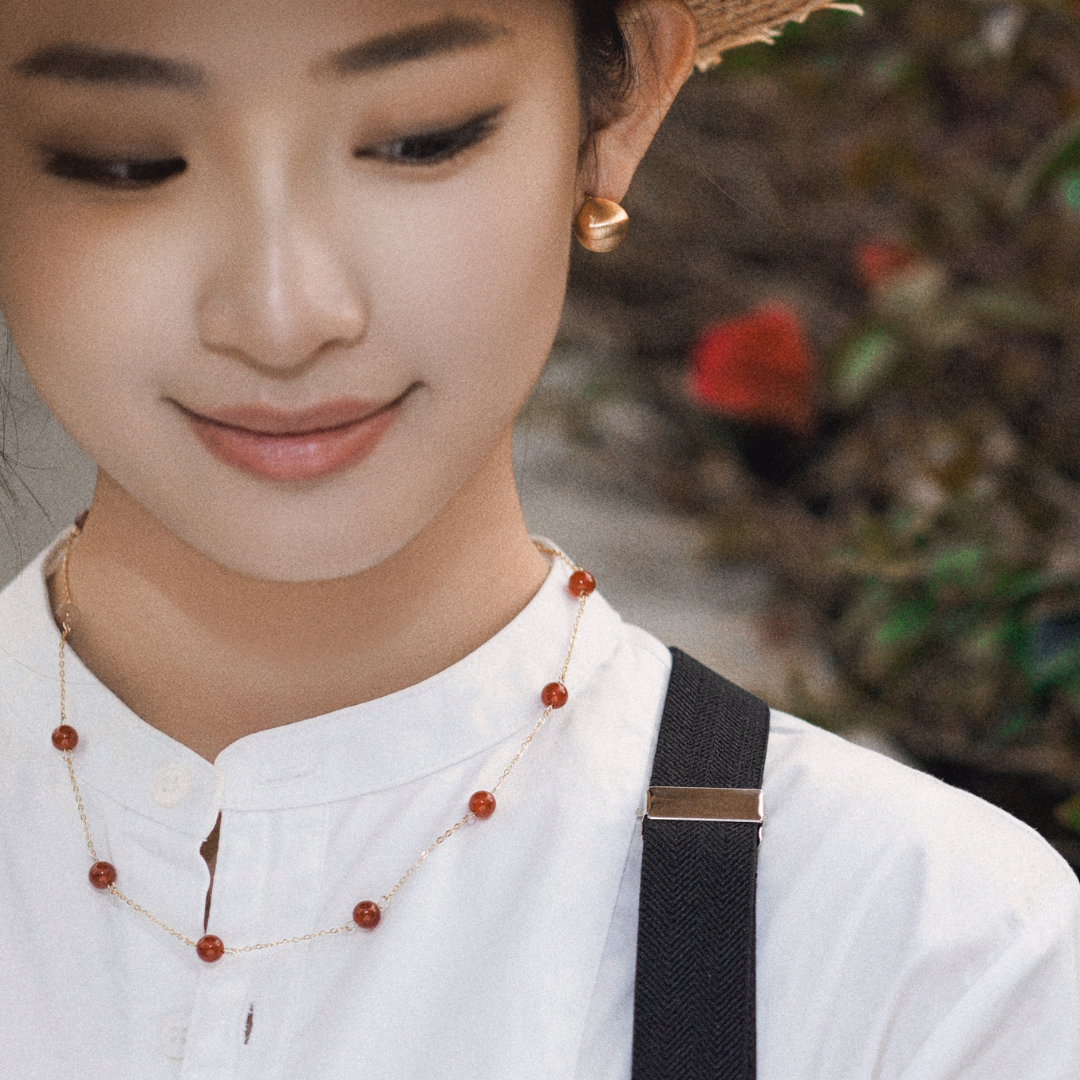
(0, 0, 582, 579)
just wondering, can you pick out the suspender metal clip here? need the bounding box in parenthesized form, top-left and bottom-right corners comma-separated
(644, 786, 764, 841)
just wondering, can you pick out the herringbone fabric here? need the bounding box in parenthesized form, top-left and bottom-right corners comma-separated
(632, 648, 770, 1080)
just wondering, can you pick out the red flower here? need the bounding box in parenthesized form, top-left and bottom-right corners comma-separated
(689, 305, 816, 436)
(854, 240, 918, 292)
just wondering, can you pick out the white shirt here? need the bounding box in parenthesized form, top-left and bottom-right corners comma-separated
(1, 533, 1078, 1079)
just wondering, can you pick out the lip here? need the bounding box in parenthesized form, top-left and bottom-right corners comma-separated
(180, 392, 409, 482)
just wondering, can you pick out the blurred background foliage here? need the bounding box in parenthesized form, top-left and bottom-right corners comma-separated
(562, 0, 1080, 868)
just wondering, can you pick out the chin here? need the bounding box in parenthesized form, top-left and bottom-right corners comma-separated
(182, 519, 418, 582)
(137, 485, 426, 582)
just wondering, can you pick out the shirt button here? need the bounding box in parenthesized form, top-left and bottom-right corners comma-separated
(158, 1011, 188, 1060)
(152, 764, 194, 808)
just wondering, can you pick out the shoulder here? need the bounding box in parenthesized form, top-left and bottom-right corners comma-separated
(761, 708, 1078, 909)
(757, 709, 1080, 1078)
(577, 598, 672, 714)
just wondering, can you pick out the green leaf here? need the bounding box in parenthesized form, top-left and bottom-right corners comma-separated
(876, 598, 933, 644)
(1006, 111, 1080, 214)
(832, 330, 900, 407)
(931, 547, 983, 585)
(1062, 169, 1080, 215)
(993, 569, 1048, 603)
(997, 710, 1031, 740)
(1055, 791, 1080, 836)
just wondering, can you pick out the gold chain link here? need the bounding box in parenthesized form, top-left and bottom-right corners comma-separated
(56, 527, 591, 956)
(62, 751, 99, 864)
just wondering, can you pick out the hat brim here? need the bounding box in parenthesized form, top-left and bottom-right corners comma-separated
(689, 0, 864, 69)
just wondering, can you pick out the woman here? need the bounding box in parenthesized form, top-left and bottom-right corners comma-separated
(0, 0, 1076, 1076)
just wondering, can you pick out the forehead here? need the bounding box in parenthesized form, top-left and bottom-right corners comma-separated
(0, 0, 560, 90)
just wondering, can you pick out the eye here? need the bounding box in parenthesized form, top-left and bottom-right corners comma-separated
(359, 110, 501, 167)
(42, 151, 187, 189)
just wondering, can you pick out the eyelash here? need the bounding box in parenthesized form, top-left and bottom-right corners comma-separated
(357, 111, 501, 167)
(40, 111, 501, 190)
(43, 151, 187, 189)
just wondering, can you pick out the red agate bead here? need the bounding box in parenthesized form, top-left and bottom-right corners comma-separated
(51, 725, 78, 751)
(469, 790, 496, 819)
(89, 861, 116, 889)
(197, 935, 225, 962)
(353, 900, 381, 930)
(568, 570, 596, 597)
(541, 681, 568, 709)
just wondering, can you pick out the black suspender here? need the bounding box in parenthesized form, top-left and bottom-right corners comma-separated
(632, 647, 771, 1080)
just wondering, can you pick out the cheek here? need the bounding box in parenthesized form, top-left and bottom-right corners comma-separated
(357, 107, 580, 426)
(0, 190, 194, 453)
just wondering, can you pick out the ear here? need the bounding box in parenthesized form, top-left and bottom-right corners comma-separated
(578, 0, 699, 205)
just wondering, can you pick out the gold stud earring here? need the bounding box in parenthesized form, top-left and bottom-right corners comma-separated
(573, 196, 629, 252)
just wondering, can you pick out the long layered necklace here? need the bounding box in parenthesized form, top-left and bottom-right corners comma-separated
(50, 515, 595, 963)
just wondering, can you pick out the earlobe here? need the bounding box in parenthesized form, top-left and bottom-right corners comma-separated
(579, 0, 699, 206)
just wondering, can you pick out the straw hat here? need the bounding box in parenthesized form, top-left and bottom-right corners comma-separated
(689, 0, 864, 69)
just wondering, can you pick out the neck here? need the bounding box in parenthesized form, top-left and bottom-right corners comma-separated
(50, 435, 549, 762)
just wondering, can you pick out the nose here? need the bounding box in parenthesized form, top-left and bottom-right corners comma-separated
(197, 203, 367, 375)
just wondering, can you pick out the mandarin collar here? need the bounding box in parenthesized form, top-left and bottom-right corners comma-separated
(1, 534, 622, 838)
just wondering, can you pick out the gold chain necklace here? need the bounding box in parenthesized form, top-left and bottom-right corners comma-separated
(51, 515, 595, 963)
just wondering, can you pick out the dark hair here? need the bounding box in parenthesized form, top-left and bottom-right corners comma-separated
(573, 0, 634, 136)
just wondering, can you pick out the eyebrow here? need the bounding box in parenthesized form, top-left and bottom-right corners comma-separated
(11, 45, 205, 90)
(10, 18, 509, 92)
(324, 17, 508, 78)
